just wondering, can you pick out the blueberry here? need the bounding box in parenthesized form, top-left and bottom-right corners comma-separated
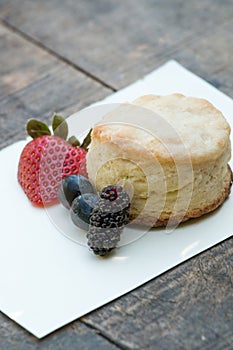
(58, 175, 94, 208)
(58, 183, 70, 209)
(71, 193, 99, 230)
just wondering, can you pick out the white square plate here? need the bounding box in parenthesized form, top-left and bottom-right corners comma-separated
(0, 61, 232, 338)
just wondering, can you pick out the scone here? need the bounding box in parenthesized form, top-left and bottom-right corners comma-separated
(86, 94, 232, 227)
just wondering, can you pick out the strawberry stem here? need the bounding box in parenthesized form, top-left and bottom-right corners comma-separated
(52, 114, 68, 140)
(27, 119, 51, 139)
(80, 128, 92, 150)
(68, 136, 80, 147)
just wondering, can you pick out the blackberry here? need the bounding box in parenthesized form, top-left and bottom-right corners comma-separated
(91, 248, 113, 256)
(87, 186, 130, 256)
(100, 185, 123, 201)
(100, 185, 130, 213)
(87, 227, 121, 256)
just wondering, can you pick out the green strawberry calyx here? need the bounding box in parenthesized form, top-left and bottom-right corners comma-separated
(26, 114, 92, 151)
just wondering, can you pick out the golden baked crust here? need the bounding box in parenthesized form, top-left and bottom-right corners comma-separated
(91, 93, 231, 165)
(87, 94, 231, 227)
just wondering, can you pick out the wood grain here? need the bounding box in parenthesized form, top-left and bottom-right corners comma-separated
(0, 20, 119, 350)
(170, 21, 233, 98)
(82, 239, 233, 350)
(0, 313, 120, 350)
(0, 0, 233, 349)
(0, 24, 111, 150)
(0, 0, 232, 90)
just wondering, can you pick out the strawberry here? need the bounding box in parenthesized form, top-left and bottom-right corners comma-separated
(17, 114, 91, 206)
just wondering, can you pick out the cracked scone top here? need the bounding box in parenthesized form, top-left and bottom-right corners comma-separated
(86, 94, 232, 227)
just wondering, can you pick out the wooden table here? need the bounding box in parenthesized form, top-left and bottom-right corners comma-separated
(0, 1, 233, 349)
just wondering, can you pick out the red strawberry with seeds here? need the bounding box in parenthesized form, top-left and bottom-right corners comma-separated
(17, 115, 91, 206)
